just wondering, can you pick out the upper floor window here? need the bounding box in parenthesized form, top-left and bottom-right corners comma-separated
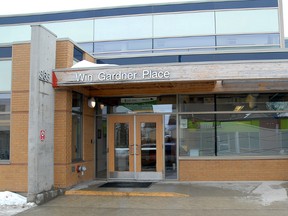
(0, 60, 12, 91)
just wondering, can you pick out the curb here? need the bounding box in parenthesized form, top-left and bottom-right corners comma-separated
(65, 190, 189, 197)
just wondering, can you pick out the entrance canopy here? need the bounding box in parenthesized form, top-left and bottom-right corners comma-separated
(52, 61, 288, 96)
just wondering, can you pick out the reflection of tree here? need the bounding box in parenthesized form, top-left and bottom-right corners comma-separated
(115, 123, 129, 148)
(141, 123, 156, 144)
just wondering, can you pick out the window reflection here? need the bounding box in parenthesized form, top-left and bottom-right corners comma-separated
(216, 33, 280, 48)
(179, 93, 288, 157)
(217, 115, 288, 156)
(114, 123, 129, 171)
(98, 95, 176, 114)
(72, 92, 83, 162)
(165, 114, 177, 179)
(0, 60, 12, 92)
(0, 94, 10, 160)
(215, 9, 279, 34)
(93, 39, 152, 55)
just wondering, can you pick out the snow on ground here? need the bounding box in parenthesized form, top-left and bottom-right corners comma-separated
(0, 191, 36, 216)
(251, 182, 288, 206)
(202, 181, 288, 206)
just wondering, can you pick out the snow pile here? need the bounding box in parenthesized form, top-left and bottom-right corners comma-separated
(252, 182, 288, 206)
(0, 191, 36, 216)
(0, 191, 27, 206)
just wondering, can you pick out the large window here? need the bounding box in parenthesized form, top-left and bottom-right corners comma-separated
(94, 16, 153, 41)
(0, 93, 10, 160)
(179, 93, 288, 157)
(0, 25, 31, 44)
(43, 20, 94, 42)
(215, 9, 279, 34)
(72, 92, 83, 162)
(0, 60, 12, 91)
(153, 12, 215, 38)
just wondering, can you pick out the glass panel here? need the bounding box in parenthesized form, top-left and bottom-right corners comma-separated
(154, 36, 215, 52)
(0, 60, 12, 92)
(0, 94, 11, 112)
(0, 127, 10, 160)
(216, 113, 288, 156)
(179, 95, 214, 112)
(179, 114, 215, 157)
(165, 114, 177, 179)
(94, 16, 153, 41)
(0, 25, 31, 44)
(0, 94, 10, 160)
(95, 116, 107, 178)
(94, 39, 152, 55)
(78, 42, 94, 53)
(217, 93, 288, 112)
(114, 123, 129, 171)
(100, 95, 176, 114)
(154, 12, 215, 38)
(74, 47, 83, 61)
(72, 113, 82, 161)
(72, 92, 83, 162)
(285, 40, 288, 48)
(141, 122, 156, 171)
(43, 20, 94, 42)
(72, 92, 82, 113)
(216, 9, 279, 34)
(217, 33, 280, 47)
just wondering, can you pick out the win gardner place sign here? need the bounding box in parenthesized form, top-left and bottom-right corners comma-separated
(75, 69, 171, 82)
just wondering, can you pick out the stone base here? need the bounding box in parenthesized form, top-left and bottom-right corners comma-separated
(27, 189, 65, 205)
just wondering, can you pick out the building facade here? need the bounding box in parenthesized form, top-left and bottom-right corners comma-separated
(1, 0, 288, 200)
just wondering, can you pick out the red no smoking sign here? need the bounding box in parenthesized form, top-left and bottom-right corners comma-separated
(40, 130, 46, 141)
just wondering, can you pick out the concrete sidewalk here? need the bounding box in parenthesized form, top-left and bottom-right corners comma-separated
(16, 181, 288, 216)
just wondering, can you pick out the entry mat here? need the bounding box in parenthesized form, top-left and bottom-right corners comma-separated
(99, 182, 153, 188)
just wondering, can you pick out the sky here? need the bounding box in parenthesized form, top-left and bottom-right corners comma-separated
(0, 0, 287, 37)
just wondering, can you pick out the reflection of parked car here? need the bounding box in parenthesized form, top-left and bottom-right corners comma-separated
(141, 143, 156, 167)
(165, 142, 176, 167)
(141, 142, 176, 166)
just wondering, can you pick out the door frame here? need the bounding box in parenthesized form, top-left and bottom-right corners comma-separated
(107, 114, 164, 180)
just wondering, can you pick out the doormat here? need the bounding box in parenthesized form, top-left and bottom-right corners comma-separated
(99, 182, 153, 188)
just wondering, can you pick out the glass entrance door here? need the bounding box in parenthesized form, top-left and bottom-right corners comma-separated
(108, 115, 163, 180)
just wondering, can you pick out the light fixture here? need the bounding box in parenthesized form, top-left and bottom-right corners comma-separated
(234, 105, 244, 112)
(100, 104, 105, 110)
(88, 97, 96, 108)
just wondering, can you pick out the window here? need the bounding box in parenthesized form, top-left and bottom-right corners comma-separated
(179, 114, 215, 157)
(0, 25, 31, 44)
(93, 39, 152, 55)
(154, 36, 215, 53)
(94, 15, 153, 41)
(72, 92, 83, 162)
(153, 12, 215, 38)
(43, 20, 94, 42)
(216, 33, 280, 49)
(215, 9, 279, 34)
(73, 47, 83, 62)
(0, 60, 12, 91)
(179, 93, 288, 157)
(0, 94, 10, 160)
